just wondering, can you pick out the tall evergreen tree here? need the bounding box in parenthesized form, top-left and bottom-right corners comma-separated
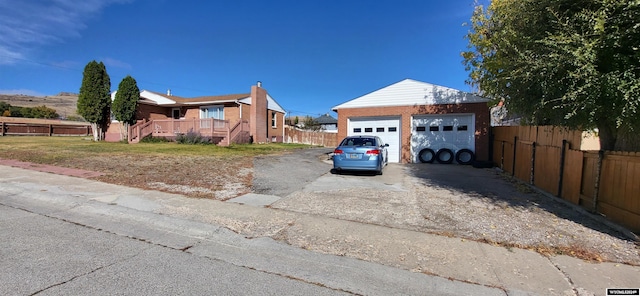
(112, 75, 140, 141)
(78, 60, 111, 141)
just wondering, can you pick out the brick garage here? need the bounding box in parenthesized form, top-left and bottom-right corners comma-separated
(332, 79, 490, 164)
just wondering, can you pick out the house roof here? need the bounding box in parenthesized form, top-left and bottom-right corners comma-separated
(143, 91, 251, 105)
(332, 79, 489, 111)
(129, 89, 286, 113)
(315, 113, 337, 124)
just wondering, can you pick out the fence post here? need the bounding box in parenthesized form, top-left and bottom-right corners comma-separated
(49, 124, 53, 136)
(557, 139, 568, 197)
(1, 122, 4, 136)
(501, 141, 505, 170)
(488, 130, 494, 163)
(530, 141, 536, 185)
(512, 136, 517, 176)
(592, 150, 604, 213)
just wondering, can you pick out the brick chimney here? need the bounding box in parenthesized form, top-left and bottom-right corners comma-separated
(250, 81, 267, 143)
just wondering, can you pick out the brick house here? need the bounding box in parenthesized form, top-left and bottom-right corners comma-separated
(106, 82, 285, 145)
(332, 79, 490, 164)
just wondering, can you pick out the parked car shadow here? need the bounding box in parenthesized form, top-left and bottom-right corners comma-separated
(330, 168, 379, 176)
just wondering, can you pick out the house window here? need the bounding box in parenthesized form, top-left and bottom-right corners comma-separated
(416, 126, 426, 132)
(457, 125, 468, 131)
(365, 127, 373, 133)
(201, 105, 224, 120)
(172, 108, 180, 119)
(388, 127, 397, 132)
(443, 125, 454, 131)
(353, 128, 362, 133)
(271, 112, 277, 128)
(429, 126, 439, 132)
(376, 127, 384, 132)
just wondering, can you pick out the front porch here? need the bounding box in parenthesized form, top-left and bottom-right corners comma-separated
(128, 118, 250, 145)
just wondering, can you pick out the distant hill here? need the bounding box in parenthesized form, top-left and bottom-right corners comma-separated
(0, 92, 79, 118)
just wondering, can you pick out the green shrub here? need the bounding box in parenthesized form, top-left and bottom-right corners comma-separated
(176, 132, 210, 145)
(140, 135, 170, 143)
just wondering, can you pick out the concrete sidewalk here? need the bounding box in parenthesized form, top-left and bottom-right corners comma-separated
(0, 163, 638, 295)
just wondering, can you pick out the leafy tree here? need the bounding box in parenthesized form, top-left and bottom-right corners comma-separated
(77, 60, 111, 141)
(8, 105, 23, 117)
(112, 75, 140, 141)
(0, 102, 10, 116)
(30, 105, 59, 119)
(301, 115, 321, 131)
(0, 102, 58, 119)
(463, 0, 640, 151)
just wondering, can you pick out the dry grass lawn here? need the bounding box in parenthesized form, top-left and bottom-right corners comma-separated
(0, 136, 307, 200)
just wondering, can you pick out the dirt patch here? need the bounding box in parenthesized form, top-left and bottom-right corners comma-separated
(87, 155, 253, 200)
(1, 151, 253, 200)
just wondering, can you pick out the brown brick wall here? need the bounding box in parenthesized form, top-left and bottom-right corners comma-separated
(183, 108, 198, 119)
(224, 104, 242, 124)
(250, 85, 268, 143)
(267, 110, 284, 142)
(137, 103, 171, 121)
(241, 102, 251, 121)
(336, 102, 490, 163)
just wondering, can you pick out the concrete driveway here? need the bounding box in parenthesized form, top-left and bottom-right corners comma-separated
(234, 148, 638, 266)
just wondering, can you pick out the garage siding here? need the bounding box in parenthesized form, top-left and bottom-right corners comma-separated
(335, 103, 490, 163)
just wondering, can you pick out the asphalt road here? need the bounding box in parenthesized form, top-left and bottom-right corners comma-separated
(251, 147, 334, 197)
(0, 202, 347, 296)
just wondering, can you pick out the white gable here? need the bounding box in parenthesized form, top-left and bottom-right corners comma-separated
(332, 79, 488, 110)
(267, 94, 286, 113)
(238, 94, 286, 113)
(140, 90, 176, 105)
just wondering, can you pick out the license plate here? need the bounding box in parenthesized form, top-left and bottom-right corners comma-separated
(348, 153, 360, 159)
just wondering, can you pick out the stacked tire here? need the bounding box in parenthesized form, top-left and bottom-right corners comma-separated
(418, 148, 475, 165)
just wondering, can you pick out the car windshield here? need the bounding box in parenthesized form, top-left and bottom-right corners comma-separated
(340, 137, 376, 147)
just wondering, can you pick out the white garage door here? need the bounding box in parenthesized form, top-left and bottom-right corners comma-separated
(411, 114, 475, 163)
(348, 117, 401, 163)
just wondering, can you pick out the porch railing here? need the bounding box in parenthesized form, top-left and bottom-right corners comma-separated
(227, 120, 250, 145)
(129, 118, 232, 144)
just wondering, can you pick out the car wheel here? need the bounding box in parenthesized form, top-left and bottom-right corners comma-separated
(418, 148, 436, 163)
(455, 149, 475, 165)
(436, 148, 454, 164)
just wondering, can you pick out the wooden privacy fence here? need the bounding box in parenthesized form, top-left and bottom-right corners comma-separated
(285, 126, 338, 147)
(1, 120, 91, 136)
(493, 126, 640, 234)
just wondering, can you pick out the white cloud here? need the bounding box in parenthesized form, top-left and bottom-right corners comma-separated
(103, 57, 132, 70)
(0, 0, 131, 65)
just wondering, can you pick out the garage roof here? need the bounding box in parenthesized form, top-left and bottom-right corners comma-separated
(332, 79, 489, 110)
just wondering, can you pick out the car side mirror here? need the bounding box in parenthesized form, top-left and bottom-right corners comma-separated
(384, 143, 389, 147)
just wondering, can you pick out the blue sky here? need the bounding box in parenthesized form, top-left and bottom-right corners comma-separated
(0, 0, 487, 117)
